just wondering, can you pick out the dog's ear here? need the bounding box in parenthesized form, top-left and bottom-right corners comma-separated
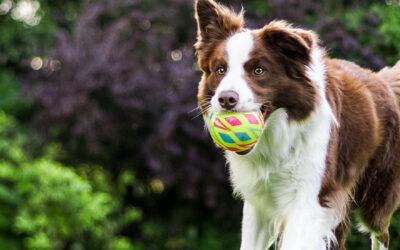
(195, 0, 244, 49)
(261, 21, 317, 65)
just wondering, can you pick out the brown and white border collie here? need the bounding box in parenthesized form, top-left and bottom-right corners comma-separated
(194, 0, 400, 249)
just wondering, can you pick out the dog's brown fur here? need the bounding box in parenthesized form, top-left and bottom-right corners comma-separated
(194, 0, 400, 248)
(321, 59, 400, 249)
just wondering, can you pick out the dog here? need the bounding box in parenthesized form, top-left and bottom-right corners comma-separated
(194, 0, 400, 249)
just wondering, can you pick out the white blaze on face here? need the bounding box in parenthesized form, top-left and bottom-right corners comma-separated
(211, 31, 258, 113)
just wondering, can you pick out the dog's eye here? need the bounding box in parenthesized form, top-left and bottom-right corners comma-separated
(254, 67, 264, 75)
(216, 67, 226, 75)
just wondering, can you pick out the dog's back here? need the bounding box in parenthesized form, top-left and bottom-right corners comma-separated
(378, 61, 400, 102)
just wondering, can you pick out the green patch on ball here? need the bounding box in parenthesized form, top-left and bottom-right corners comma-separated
(208, 110, 265, 153)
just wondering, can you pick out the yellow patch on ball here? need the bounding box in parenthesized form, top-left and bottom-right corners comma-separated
(208, 110, 265, 153)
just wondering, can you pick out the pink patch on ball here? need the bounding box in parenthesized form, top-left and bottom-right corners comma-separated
(244, 114, 259, 125)
(225, 116, 242, 126)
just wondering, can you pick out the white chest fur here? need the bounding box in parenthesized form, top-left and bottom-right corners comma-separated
(227, 101, 339, 250)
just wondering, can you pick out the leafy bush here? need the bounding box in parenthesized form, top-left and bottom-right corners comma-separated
(0, 112, 141, 250)
(371, 4, 400, 65)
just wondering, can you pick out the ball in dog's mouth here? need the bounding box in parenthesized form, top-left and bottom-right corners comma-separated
(208, 110, 265, 154)
(237, 105, 271, 155)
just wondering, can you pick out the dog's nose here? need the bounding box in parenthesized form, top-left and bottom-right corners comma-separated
(218, 90, 239, 110)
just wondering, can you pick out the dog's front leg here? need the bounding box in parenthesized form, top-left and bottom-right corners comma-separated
(278, 204, 327, 250)
(240, 201, 269, 250)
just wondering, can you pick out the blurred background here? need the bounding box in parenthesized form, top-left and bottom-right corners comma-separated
(0, 0, 400, 249)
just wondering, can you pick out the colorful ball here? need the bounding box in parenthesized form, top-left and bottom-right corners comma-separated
(208, 110, 265, 153)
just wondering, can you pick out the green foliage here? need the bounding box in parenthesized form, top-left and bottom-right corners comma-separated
(0, 0, 79, 69)
(341, 3, 400, 67)
(0, 0, 80, 120)
(0, 71, 32, 118)
(388, 212, 400, 250)
(138, 208, 240, 250)
(9, 160, 112, 249)
(345, 212, 400, 250)
(0, 11, 54, 66)
(372, 4, 400, 65)
(0, 112, 141, 249)
(246, 0, 269, 16)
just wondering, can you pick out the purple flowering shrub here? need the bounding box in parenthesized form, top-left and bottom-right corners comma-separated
(23, 0, 232, 209)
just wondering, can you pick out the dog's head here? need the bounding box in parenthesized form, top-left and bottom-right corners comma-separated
(194, 0, 320, 123)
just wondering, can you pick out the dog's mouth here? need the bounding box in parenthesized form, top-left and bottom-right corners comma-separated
(260, 102, 273, 122)
(235, 103, 273, 156)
